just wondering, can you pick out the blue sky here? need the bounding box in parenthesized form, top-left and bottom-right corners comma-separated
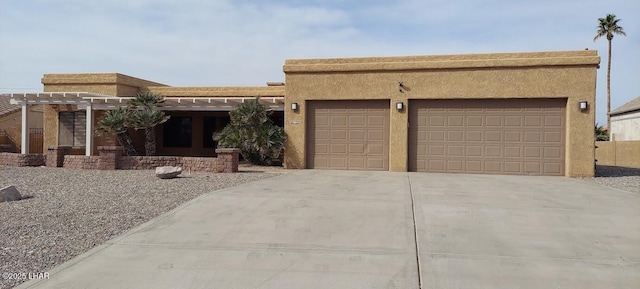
(1, 0, 638, 125)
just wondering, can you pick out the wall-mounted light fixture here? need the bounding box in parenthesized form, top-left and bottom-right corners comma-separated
(578, 100, 588, 111)
(291, 102, 299, 111)
(396, 101, 404, 111)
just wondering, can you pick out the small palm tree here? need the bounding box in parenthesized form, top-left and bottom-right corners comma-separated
(594, 14, 626, 130)
(214, 97, 285, 165)
(96, 107, 138, 156)
(127, 92, 170, 156)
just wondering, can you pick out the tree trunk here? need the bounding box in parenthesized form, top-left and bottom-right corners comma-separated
(144, 128, 156, 156)
(116, 132, 138, 156)
(606, 38, 612, 131)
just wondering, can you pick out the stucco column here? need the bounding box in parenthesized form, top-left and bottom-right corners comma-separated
(21, 102, 29, 154)
(389, 98, 409, 172)
(85, 103, 94, 156)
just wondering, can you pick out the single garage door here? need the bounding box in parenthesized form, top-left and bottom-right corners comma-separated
(307, 100, 390, 170)
(409, 99, 566, 176)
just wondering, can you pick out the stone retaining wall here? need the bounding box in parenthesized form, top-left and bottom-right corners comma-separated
(0, 153, 46, 167)
(1, 147, 240, 173)
(63, 155, 100, 170)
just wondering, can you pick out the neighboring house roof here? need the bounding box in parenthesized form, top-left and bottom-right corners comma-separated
(610, 96, 640, 116)
(0, 95, 20, 118)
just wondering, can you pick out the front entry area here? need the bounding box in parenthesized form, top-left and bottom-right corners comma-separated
(408, 98, 566, 176)
(306, 100, 390, 170)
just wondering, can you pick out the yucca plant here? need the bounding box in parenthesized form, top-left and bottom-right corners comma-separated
(96, 107, 138, 156)
(214, 97, 285, 165)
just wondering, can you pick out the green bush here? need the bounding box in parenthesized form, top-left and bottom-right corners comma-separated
(214, 97, 286, 165)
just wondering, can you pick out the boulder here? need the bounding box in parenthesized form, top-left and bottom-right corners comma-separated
(0, 185, 22, 203)
(155, 166, 182, 179)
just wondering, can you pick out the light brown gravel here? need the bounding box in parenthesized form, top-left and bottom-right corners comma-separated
(0, 166, 279, 289)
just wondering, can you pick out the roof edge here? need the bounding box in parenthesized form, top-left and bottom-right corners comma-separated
(284, 50, 600, 73)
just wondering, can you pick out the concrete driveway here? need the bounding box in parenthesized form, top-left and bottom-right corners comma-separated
(18, 171, 639, 289)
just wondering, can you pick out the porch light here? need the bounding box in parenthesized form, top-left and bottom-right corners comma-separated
(291, 102, 299, 111)
(396, 101, 404, 111)
(579, 101, 588, 111)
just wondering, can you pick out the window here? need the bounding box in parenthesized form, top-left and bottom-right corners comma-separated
(58, 112, 86, 146)
(163, 116, 192, 147)
(203, 116, 230, 148)
(203, 117, 217, 148)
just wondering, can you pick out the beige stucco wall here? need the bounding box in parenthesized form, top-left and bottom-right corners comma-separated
(610, 111, 640, 141)
(283, 50, 600, 177)
(596, 141, 640, 167)
(41, 73, 168, 152)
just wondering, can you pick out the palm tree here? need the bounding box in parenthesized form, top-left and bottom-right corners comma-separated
(128, 92, 170, 156)
(594, 14, 626, 130)
(96, 107, 138, 156)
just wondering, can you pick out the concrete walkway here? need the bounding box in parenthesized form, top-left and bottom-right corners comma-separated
(18, 171, 640, 289)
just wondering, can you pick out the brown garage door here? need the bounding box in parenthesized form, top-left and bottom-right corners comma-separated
(307, 100, 389, 170)
(409, 99, 566, 176)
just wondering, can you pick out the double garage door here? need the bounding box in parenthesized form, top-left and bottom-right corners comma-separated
(307, 99, 566, 176)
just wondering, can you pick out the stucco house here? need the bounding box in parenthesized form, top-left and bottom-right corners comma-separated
(3, 50, 600, 177)
(609, 96, 640, 141)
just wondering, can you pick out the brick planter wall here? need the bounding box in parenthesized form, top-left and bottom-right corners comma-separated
(182, 157, 218, 173)
(63, 155, 100, 169)
(97, 146, 123, 170)
(0, 153, 46, 167)
(118, 156, 182, 170)
(215, 148, 240, 173)
(46, 146, 71, 167)
(2, 145, 240, 173)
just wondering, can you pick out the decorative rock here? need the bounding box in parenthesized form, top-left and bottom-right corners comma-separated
(155, 166, 183, 179)
(0, 185, 22, 203)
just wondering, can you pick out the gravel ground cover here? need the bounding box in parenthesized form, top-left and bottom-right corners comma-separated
(583, 165, 640, 194)
(0, 166, 278, 289)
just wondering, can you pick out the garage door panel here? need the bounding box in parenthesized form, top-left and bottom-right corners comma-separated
(368, 143, 385, 155)
(524, 116, 542, 127)
(467, 146, 482, 157)
(368, 130, 385, 141)
(307, 100, 389, 171)
(544, 147, 562, 158)
(466, 131, 483, 141)
(467, 116, 483, 126)
(505, 116, 522, 126)
(331, 130, 347, 140)
(330, 144, 347, 154)
(504, 131, 522, 142)
(545, 116, 563, 126)
(409, 99, 565, 176)
(505, 147, 522, 158)
(447, 146, 464, 157)
(486, 116, 502, 126)
(430, 131, 445, 141)
(331, 116, 348, 126)
(448, 131, 464, 141)
(448, 116, 464, 126)
(349, 116, 366, 126)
